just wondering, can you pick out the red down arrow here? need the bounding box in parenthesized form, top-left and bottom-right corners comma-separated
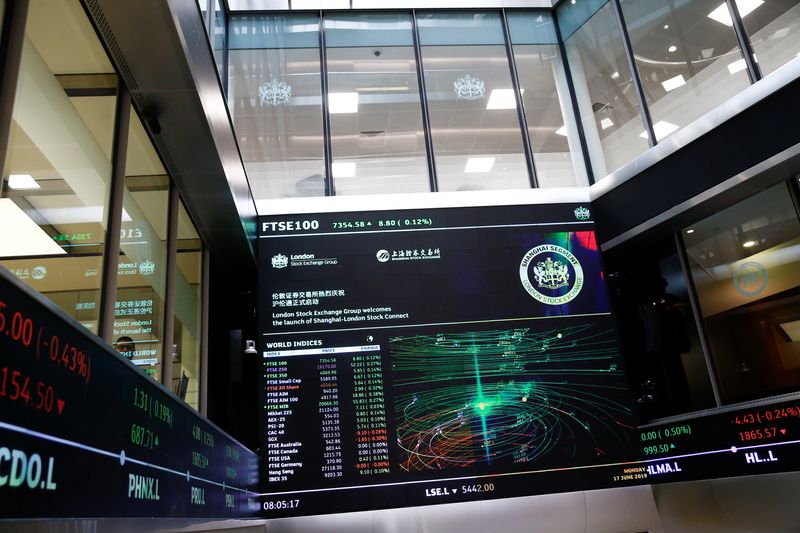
(56, 399, 65, 415)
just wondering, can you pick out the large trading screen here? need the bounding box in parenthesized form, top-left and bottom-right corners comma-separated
(257, 203, 642, 516)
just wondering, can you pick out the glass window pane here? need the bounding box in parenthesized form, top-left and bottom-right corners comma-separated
(684, 182, 800, 403)
(509, 12, 589, 187)
(738, 0, 800, 77)
(621, 0, 751, 143)
(172, 201, 202, 410)
(113, 110, 169, 382)
(214, 0, 226, 77)
(607, 238, 716, 421)
(420, 12, 530, 191)
(417, 12, 505, 45)
(560, 1, 650, 178)
(228, 15, 325, 200)
(0, 0, 116, 333)
(325, 13, 429, 195)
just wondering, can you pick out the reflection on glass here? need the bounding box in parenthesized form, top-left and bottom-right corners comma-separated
(228, 15, 325, 200)
(214, 0, 226, 76)
(621, 0, 750, 142)
(0, 0, 116, 332)
(325, 13, 429, 195)
(114, 110, 169, 381)
(172, 202, 202, 410)
(508, 12, 588, 187)
(684, 182, 800, 403)
(738, 0, 800, 77)
(418, 12, 529, 191)
(559, 1, 650, 178)
(607, 238, 716, 421)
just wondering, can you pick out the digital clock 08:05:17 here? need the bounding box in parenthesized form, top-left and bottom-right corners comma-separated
(263, 499, 300, 511)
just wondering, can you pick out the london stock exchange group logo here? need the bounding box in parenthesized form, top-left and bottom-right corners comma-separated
(519, 245, 584, 305)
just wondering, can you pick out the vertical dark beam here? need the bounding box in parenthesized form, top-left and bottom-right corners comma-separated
(787, 177, 800, 222)
(553, 10, 596, 185)
(501, 9, 538, 189)
(200, 246, 210, 416)
(725, 0, 761, 83)
(411, 10, 439, 193)
(161, 184, 180, 389)
(319, 11, 335, 196)
(0, 0, 30, 190)
(610, 0, 657, 147)
(674, 231, 723, 407)
(98, 86, 130, 342)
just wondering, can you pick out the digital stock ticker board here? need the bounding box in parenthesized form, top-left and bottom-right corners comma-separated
(0, 268, 260, 519)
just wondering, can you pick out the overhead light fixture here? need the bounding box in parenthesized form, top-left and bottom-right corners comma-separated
(486, 89, 523, 110)
(610, 71, 620, 80)
(600, 117, 614, 130)
(639, 121, 679, 141)
(464, 157, 495, 173)
(8, 174, 40, 190)
(0, 199, 67, 257)
(686, 229, 695, 234)
(727, 58, 747, 74)
(708, 0, 763, 26)
(663, 24, 670, 29)
(328, 92, 359, 114)
(742, 240, 757, 248)
(555, 125, 568, 136)
(668, 45, 678, 53)
(332, 161, 357, 178)
(661, 74, 686, 92)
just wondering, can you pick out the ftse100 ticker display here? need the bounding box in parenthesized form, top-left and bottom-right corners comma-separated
(0, 268, 260, 519)
(257, 203, 643, 516)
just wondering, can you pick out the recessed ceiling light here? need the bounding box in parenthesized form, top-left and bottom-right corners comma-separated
(708, 0, 763, 26)
(464, 157, 495, 173)
(661, 74, 686, 92)
(486, 89, 523, 110)
(742, 240, 757, 248)
(663, 24, 670, 29)
(600, 117, 615, 130)
(8, 174, 40, 190)
(668, 45, 678, 53)
(727, 58, 748, 74)
(328, 92, 358, 114)
(332, 161, 356, 178)
(610, 71, 620, 80)
(686, 229, 695, 234)
(639, 121, 679, 141)
(555, 125, 568, 136)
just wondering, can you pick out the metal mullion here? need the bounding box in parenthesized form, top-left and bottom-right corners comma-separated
(674, 231, 723, 407)
(0, 0, 30, 188)
(161, 184, 179, 389)
(98, 86, 131, 342)
(501, 9, 538, 189)
(725, 0, 761, 83)
(788, 176, 800, 222)
(552, 9, 595, 185)
(411, 9, 439, 193)
(610, 0, 656, 147)
(319, 11, 335, 196)
(200, 246, 210, 416)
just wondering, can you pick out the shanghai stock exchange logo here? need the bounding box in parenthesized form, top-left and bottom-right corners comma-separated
(376, 250, 391, 263)
(519, 245, 584, 305)
(138, 260, 156, 276)
(734, 261, 768, 297)
(271, 254, 289, 269)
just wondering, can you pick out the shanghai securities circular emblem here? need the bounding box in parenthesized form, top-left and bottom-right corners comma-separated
(519, 245, 584, 305)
